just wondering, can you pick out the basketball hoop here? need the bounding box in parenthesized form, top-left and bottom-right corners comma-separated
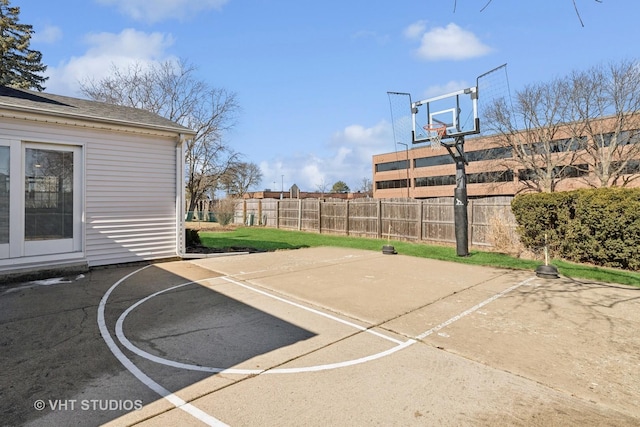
(423, 124, 447, 149)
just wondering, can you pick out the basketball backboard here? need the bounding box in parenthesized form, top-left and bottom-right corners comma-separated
(412, 86, 479, 144)
(386, 64, 510, 258)
(388, 63, 509, 148)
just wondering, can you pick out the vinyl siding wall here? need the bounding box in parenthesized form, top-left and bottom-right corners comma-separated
(85, 129, 179, 266)
(0, 117, 180, 270)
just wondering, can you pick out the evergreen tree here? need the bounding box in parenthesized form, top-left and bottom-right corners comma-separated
(331, 180, 350, 193)
(0, 0, 47, 91)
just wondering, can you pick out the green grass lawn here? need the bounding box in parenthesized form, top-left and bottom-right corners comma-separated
(198, 227, 640, 287)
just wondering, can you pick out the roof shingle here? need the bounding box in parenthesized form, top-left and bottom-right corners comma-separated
(0, 86, 195, 135)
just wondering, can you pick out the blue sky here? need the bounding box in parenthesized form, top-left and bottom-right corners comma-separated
(20, 0, 639, 193)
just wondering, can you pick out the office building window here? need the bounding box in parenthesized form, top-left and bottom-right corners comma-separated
(467, 170, 514, 184)
(415, 175, 456, 187)
(414, 155, 453, 168)
(376, 179, 408, 190)
(375, 160, 408, 172)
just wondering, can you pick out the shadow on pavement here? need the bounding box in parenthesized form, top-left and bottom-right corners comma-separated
(0, 260, 315, 426)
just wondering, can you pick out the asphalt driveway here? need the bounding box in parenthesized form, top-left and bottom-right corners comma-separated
(2, 247, 639, 426)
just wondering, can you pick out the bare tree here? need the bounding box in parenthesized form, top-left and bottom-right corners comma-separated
(358, 177, 373, 197)
(315, 178, 330, 197)
(220, 161, 263, 197)
(80, 59, 240, 211)
(485, 77, 582, 192)
(567, 60, 640, 187)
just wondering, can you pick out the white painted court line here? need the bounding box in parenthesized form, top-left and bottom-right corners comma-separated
(99, 262, 536, 426)
(415, 277, 537, 340)
(115, 275, 410, 375)
(97, 266, 229, 427)
(220, 276, 405, 345)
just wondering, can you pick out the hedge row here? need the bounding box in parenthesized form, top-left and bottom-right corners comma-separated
(511, 188, 640, 271)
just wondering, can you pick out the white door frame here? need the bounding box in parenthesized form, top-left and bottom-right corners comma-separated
(0, 140, 83, 260)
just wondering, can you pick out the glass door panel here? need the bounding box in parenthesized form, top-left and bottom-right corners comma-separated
(24, 148, 74, 240)
(24, 146, 80, 256)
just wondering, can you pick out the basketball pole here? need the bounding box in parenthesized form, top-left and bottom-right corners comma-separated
(450, 136, 469, 257)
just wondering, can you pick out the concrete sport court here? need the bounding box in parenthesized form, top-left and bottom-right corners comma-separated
(2, 247, 639, 426)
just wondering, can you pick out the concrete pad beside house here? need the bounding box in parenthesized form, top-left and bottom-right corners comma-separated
(2, 247, 639, 426)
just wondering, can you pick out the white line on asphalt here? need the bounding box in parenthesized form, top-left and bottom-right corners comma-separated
(114, 275, 410, 374)
(415, 277, 537, 340)
(101, 263, 536, 426)
(97, 266, 229, 427)
(220, 276, 405, 345)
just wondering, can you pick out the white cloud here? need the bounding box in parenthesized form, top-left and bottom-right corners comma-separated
(258, 121, 392, 193)
(403, 20, 427, 40)
(97, 0, 228, 23)
(32, 25, 62, 44)
(423, 80, 470, 98)
(83, 29, 174, 57)
(351, 30, 389, 45)
(45, 29, 175, 96)
(301, 162, 327, 190)
(414, 23, 492, 61)
(333, 122, 390, 147)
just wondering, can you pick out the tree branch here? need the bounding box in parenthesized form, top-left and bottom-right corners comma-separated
(467, 0, 604, 27)
(573, 0, 585, 27)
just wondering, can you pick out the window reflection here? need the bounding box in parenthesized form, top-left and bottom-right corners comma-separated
(24, 148, 73, 240)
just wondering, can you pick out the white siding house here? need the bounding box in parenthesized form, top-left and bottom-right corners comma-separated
(0, 87, 196, 279)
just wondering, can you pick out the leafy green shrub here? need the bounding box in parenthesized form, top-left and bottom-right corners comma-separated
(512, 188, 640, 271)
(567, 188, 640, 270)
(510, 191, 576, 256)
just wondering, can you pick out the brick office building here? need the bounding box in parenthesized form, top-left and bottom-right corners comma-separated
(373, 116, 640, 199)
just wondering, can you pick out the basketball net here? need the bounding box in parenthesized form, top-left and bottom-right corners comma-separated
(423, 124, 446, 150)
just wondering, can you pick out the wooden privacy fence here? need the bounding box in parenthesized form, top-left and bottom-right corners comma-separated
(234, 196, 519, 248)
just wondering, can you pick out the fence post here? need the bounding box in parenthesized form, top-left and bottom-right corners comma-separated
(417, 201, 422, 240)
(258, 200, 263, 226)
(318, 199, 322, 234)
(377, 199, 382, 239)
(345, 200, 350, 236)
(298, 199, 302, 230)
(276, 200, 280, 229)
(243, 199, 247, 225)
(468, 198, 474, 247)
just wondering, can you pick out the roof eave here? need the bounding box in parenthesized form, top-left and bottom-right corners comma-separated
(0, 103, 197, 137)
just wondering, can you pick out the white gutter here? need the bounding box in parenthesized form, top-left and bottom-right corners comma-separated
(176, 134, 187, 258)
(174, 133, 250, 260)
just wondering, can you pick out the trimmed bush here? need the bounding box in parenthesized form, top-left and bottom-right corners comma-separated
(510, 191, 576, 255)
(567, 188, 640, 270)
(512, 188, 640, 271)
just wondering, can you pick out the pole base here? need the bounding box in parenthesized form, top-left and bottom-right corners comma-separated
(535, 264, 559, 279)
(382, 245, 397, 255)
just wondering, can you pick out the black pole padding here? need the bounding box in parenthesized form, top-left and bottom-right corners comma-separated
(454, 187, 469, 257)
(453, 136, 469, 257)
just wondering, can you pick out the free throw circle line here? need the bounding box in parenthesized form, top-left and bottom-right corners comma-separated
(115, 276, 410, 374)
(98, 266, 228, 427)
